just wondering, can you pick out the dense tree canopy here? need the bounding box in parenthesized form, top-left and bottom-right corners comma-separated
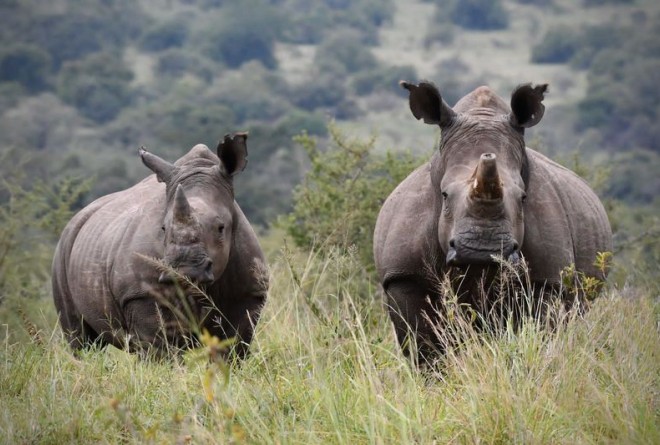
(0, 0, 656, 227)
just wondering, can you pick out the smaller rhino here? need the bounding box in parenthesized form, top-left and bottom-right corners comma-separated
(52, 134, 268, 358)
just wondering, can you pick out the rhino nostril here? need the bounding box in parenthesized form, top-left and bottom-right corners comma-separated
(449, 239, 456, 248)
(205, 259, 213, 272)
(158, 271, 174, 284)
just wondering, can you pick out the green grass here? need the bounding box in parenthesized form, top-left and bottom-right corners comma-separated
(1, 246, 658, 444)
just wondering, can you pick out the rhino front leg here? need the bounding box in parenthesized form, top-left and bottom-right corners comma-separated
(384, 279, 445, 367)
(123, 296, 196, 358)
(210, 292, 266, 360)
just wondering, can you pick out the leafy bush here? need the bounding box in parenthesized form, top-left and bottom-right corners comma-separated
(156, 49, 215, 82)
(56, 52, 134, 123)
(205, 61, 291, 122)
(139, 19, 189, 52)
(0, 44, 51, 92)
(314, 30, 379, 76)
(290, 74, 355, 116)
(200, 0, 285, 69)
(583, 0, 635, 5)
(0, 148, 90, 303)
(280, 0, 394, 44)
(281, 124, 423, 272)
(450, 0, 509, 30)
(24, 4, 148, 70)
(531, 26, 579, 63)
(569, 25, 626, 69)
(515, 0, 553, 4)
(351, 64, 418, 96)
(0, 93, 81, 153)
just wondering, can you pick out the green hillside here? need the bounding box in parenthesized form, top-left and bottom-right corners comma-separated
(1, 0, 658, 223)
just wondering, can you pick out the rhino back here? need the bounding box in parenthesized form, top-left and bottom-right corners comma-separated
(522, 148, 612, 282)
(374, 163, 439, 286)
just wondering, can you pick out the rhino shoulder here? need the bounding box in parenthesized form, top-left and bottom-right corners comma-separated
(374, 162, 439, 286)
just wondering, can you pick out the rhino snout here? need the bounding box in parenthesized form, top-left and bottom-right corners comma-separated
(446, 238, 520, 267)
(157, 259, 215, 285)
(507, 243, 521, 264)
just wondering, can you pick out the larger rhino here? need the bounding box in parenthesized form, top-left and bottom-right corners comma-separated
(374, 81, 612, 363)
(52, 134, 268, 358)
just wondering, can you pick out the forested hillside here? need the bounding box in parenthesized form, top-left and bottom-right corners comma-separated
(1, 0, 658, 223)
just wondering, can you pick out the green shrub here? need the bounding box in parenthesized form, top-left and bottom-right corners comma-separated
(56, 52, 134, 123)
(280, 124, 424, 273)
(200, 0, 284, 69)
(314, 30, 379, 76)
(0, 148, 90, 303)
(139, 19, 189, 52)
(351, 64, 418, 96)
(0, 44, 51, 92)
(583, 0, 635, 5)
(531, 26, 579, 64)
(450, 0, 509, 30)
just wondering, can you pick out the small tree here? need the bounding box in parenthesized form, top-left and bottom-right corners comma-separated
(281, 124, 424, 273)
(0, 148, 91, 303)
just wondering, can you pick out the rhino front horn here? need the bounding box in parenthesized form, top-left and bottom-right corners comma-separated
(173, 185, 192, 223)
(471, 153, 503, 200)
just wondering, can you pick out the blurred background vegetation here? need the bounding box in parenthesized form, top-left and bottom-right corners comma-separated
(0, 0, 658, 305)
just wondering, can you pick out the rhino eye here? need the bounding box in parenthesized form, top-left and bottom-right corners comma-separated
(441, 191, 448, 199)
(218, 224, 225, 234)
(521, 193, 527, 203)
(161, 225, 166, 232)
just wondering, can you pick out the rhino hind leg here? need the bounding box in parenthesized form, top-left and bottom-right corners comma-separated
(57, 304, 104, 352)
(53, 277, 105, 352)
(384, 279, 445, 367)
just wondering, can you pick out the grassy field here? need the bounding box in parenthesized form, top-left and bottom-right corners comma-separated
(1, 244, 658, 444)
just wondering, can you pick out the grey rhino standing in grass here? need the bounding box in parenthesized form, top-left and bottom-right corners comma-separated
(374, 81, 612, 364)
(52, 133, 268, 359)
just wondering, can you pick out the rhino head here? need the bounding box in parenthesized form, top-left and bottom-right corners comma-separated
(139, 133, 248, 286)
(401, 81, 548, 268)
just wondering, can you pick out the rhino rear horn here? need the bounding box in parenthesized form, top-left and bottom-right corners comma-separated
(400, 80, 456, 128)
(509, 83, 548, 129)
(471, 153, 503, 200)
(173, 185, 192, 223)
(139, 146, 176, 183)
(217, 132, 248, 177)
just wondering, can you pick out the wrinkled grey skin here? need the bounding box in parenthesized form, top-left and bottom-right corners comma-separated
(52, 134, 268, 359)
(374, 81, 612, 363)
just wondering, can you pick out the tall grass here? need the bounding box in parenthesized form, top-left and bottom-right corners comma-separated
(1, 245, 658, 444)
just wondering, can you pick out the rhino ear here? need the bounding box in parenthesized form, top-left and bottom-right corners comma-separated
(400, 80, 456, 128)
(510, 83, 548, 129)
(216, 132, 248, 177)
(139, 146, 176, 183)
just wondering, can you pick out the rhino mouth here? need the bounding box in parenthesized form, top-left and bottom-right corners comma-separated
(158, 257, 215, 286)
(446, 239, 520, 267)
